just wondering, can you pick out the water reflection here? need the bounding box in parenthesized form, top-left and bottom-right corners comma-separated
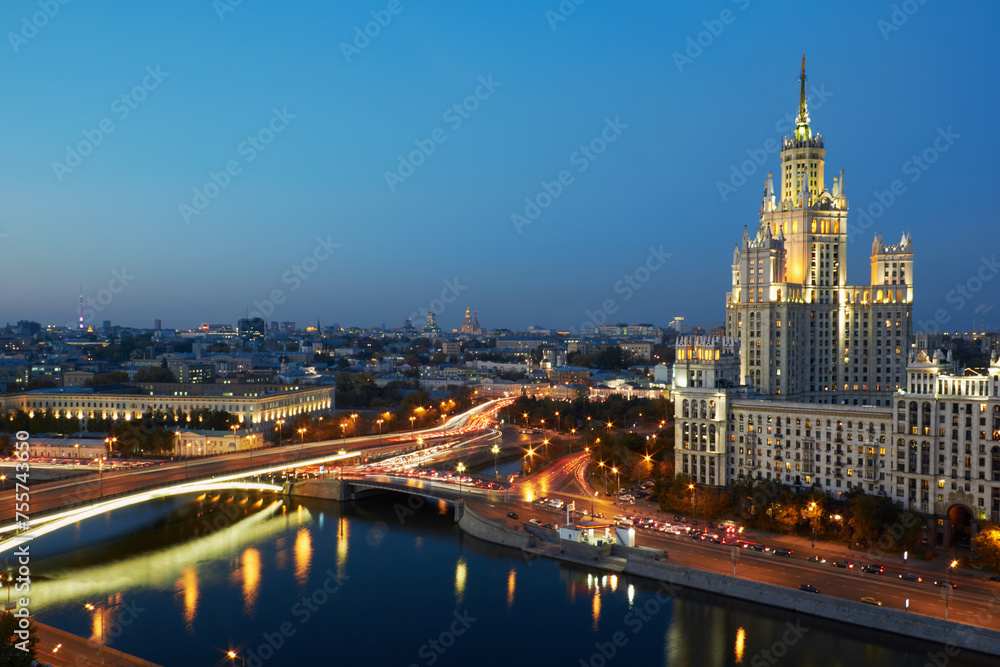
(336, 516, 349, 578)
(506, 569, 516, 609)
(178, 566, 198, 632)
(27, 499, 284, 612)
(455, 557, 467, 606)
(241, 548, 261, 616)
(591, 587, 601, 632)
(294, 528, 312, 588)
(735, 627, 746, 664)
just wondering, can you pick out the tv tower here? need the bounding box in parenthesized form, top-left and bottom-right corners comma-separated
(78, 281, 84, 330)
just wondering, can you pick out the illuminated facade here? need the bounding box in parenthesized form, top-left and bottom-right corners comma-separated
(726, 58, 912, 405)
(673, 60, 1000, 545)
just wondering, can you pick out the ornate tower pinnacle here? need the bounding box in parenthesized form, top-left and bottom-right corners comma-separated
(794, 55, 811, 142)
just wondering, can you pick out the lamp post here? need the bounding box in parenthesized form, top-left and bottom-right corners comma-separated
(689, 483, 696, 523)
(554, 411, 560, 433)
(491, 444, 500, 477)
(456, 462, 465, 498)
(0, 475, 5, 492)
(612, 467, 620, 507)
(298, 427, 306, 450)
(643, 454, 652, 483)
(74, 443, 79, 469)
(598, 460, 607, 494)
(231, 424, 239, 460)
(377, 419, 384, 446)
(809, 502, 817, 547)
(228, 650, 245, 667)
(97, 457, 105, 498)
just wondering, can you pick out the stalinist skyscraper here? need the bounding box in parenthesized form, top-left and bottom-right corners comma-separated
(725, 57, 912, 406)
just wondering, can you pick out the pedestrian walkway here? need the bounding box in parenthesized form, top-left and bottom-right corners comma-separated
(31, 619, 160, 667)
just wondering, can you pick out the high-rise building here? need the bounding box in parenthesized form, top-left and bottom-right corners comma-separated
(672, 61, 1000, 547)
(725, 57, 912, 406)
(153, 319, 162, 331)
(238, 317, 265, 341)
(460, 305, 483, 335)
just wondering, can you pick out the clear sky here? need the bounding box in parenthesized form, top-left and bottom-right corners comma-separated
(1, 1, 997, 333)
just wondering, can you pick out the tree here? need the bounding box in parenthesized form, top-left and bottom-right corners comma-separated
(972, 523, 1000, 570)
(0, 612, 38, 666)
(133, 367, 177, 383)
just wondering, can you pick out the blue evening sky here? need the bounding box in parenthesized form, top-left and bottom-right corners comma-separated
(1, 0, 997, 333)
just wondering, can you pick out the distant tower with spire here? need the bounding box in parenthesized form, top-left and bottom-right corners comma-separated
(78, 281, 84, 331)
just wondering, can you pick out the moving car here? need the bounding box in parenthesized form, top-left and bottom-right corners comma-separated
(862, 564, 885, 574)
(807, 556, 827, 564)
(834, 561, 854, 569)
(799, 584, 820, 593)
(933, 580, 958, 589)
(898, 573, 922, 583)
(506, 511, 518, 519)
(773, 549, 793, 557)
(861, 597, 882, 606)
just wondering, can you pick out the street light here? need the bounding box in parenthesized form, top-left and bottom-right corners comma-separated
(456, 462, 466, 497)
(376, 419, 384, 446)
(228, 650, 245, 667)
(809, 502, 817, 547)
(612, 467, 620, 507)
(689, 483, 696, 523)
(275, 419, 285, 446)
(298, 427, 307, 450)
(491, 444, 500, 477)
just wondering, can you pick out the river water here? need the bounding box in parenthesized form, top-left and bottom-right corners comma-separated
(18, 491, 995, 666)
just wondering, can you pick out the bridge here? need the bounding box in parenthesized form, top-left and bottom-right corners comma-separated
(0, 398, 514, 552)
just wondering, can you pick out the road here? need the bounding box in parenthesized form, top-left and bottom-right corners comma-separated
(1, 398, 513, 522)
(488, 452, 1000, 633)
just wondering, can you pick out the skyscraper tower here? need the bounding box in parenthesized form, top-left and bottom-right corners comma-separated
(724, 58, 912, 405)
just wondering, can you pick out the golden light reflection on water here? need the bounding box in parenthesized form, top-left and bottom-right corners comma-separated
(609, 574, 618, 592)
(454, 557, 467, 606)
(735, 626, 746, 663)
(337, 516, 349, 577)
(506, 568, 516, 609)
(294, 528, 312, 587)
(627, 583, 635, 607)
(89, 605, 103, 644)
(437, 499, 449, 515)
(179, 566, 199, 631)
(242, 548, 261, 616)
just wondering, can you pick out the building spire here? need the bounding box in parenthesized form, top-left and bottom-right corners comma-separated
(794, 55, 811, 142)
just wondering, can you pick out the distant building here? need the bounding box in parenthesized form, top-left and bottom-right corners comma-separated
(154, 319, 162, 331)
(441, 340, 462, 356)
(238, 317, 265, 341)
(461, 306, 483, 335)
(171, 429, 263, 457)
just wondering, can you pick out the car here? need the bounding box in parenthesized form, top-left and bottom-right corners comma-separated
(749, 544, 767, 552)
(834, 561, 854, 569)
(989, 575, 1000, 583)
(799, 584, 820, 593)
(862, 564, 885, 574)
(861, 597, 883, 606)
(529, 519, 541, 526)
(773, 549, 793, 557)
(898, 573, 923, 583)
(807, 556, 827, 564)
(933, 580, 958, 589)
(690, 519, 699, 526)
(506, 511, 518, 519)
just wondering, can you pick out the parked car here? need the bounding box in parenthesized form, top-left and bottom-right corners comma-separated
(506, 511, 518, 519)
(799, 584, 820, 593)
(861, 597, 883, 606)
(989, 575, 1000, 583)
(898, 573, 922, 583)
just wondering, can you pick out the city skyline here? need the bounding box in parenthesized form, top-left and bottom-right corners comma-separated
(2, 2, 998, 332)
